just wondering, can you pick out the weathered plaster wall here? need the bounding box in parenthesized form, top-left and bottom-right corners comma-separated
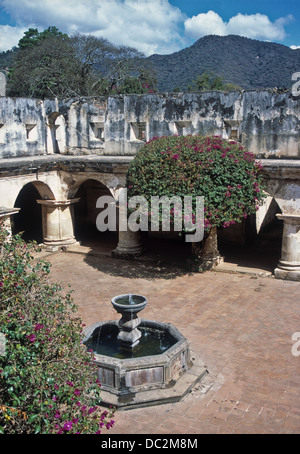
(0, 90, 299, 159)
(0, 90, 300, 233)
(0, 72, 6, 97)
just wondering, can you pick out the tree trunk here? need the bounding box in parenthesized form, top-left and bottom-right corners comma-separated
(191, 226, 222, 271)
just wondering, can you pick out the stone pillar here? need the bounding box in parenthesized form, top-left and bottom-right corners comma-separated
(112, 196, 143, 257)
(37, 199, 79, 251)
(274, 214, 300, 281)
(112, 229, 143, 257)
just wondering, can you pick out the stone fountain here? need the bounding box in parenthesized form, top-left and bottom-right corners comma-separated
(83, 294, 208, 409)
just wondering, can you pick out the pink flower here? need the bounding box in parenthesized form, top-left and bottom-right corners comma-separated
(63, 421, 72, 432)
(26, 334, 36, 342)
(34, 323, 44, 331)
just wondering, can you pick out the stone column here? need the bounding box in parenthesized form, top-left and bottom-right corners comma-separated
(274, 214, 300, 281)
(37, 199, 79, 251)
(112, 196, 143, 257)
(112, 229, 143, 257)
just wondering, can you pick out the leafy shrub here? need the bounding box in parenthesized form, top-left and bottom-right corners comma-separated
(0, 226, 115, 434)
(126, 135, 266, 232)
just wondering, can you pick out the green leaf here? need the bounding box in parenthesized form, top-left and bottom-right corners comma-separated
(28, 414, 39, 423)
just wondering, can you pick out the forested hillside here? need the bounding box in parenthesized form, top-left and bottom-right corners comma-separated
(1, 33, 300, 93)
(147, 35, 300, 92)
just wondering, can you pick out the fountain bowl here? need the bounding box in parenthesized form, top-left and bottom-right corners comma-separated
(111, 294, 147, 315)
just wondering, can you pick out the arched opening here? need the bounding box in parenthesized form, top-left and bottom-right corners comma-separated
(12, 183, 43, 243)
(73, 179, 118, 250)
(47, 112, 66, 154)
(218, 197, 283, 273)
(12, 181, 55, 243)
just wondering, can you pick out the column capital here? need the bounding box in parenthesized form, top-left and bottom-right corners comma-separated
(276, 213, 300, 224)
(0, 208, 20, 239)
(0, 207, 20, 219)
(37, 198, 80, 207)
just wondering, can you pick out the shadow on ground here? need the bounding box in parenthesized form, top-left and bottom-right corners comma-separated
(82, 232, 194, 280)
(84, 253, 192, 280)
(78, 230, 281, 279)
(219, 241, 281, 273)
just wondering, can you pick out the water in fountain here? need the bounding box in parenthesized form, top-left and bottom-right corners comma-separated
(84, 322, 176, 359)
(84, 293, 177, 359)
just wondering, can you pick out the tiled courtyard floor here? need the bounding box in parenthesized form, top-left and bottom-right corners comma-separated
(44, 244, 300, 435)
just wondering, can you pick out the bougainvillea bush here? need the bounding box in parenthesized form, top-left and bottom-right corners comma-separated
(0, 226, 115, 434)
(127, 135, 266, 232)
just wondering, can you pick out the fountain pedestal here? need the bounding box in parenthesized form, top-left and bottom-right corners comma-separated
(111, 294, 147, 349)
(117, 313, 142, 348)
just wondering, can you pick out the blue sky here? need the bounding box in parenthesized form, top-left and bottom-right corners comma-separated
(0, 0, 299, 54)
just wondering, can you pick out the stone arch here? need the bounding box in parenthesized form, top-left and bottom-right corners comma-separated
(71, 178, 117, 246)
(12, 181, 55, 242)
(47, 112, 66, 154)
(218, 191, 283, 273)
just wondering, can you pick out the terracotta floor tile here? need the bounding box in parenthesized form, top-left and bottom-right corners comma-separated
(43, 248, 300, 435)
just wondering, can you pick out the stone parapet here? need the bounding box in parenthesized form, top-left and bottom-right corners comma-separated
(0, 91, 299, 159)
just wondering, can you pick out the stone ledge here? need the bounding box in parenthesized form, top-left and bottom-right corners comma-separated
(0, 154, 134, 176)
(260, 159, 300, 179)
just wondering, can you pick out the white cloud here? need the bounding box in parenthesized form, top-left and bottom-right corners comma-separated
(0, 25, 27, 52)
(184, 10, 294, 42)
(227, 13, 293, 40)
(0, 2, 296, 56)
(291, 45, 300, 50)
(184, 10, 227, 38)
(0, 0, 185, 55)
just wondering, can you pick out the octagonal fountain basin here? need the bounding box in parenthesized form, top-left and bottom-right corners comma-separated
(83, 318, 208, 410)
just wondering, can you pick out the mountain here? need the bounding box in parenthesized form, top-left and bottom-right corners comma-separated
(147, 35, 300, 92)
(1, 34, 300, 93)
(0, 48, 18, 70)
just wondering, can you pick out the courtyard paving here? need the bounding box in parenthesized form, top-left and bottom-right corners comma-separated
(43, 242, 300, 435)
